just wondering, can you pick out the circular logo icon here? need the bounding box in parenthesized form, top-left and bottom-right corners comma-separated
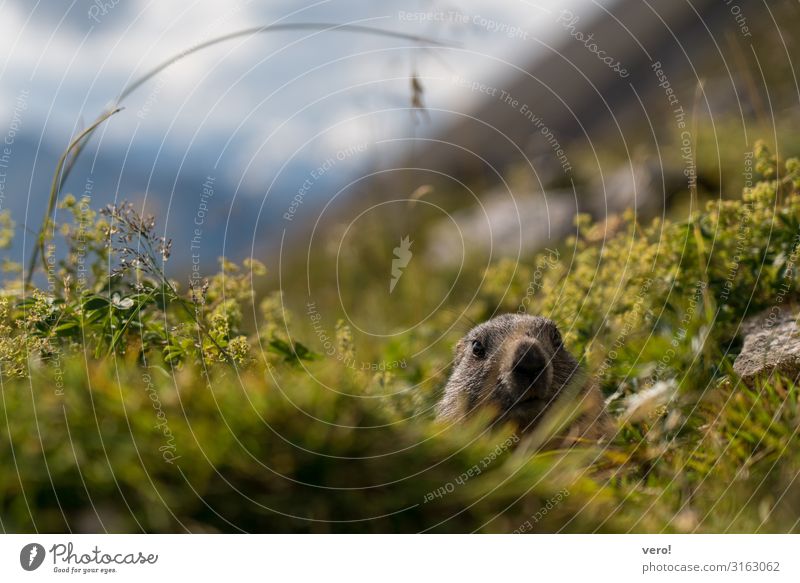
(19, 543, 46, 571)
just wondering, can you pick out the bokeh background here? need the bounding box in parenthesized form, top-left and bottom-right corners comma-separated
(2, 0, 800, 533)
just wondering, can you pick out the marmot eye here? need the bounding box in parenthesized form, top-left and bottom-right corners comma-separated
(471, 339, 486, 357)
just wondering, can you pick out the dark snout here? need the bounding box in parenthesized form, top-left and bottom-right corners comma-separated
(512, 340, 546, 378)
(506, 338, 553, 398)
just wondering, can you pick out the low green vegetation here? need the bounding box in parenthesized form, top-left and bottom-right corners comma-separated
(1, 142, 799, 532)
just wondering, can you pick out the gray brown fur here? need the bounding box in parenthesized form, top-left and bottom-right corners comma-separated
(437, 314, 613, 444)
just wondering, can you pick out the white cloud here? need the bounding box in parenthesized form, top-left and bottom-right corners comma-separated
(0, 0, 594, 195)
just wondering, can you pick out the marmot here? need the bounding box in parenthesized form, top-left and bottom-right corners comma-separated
(437, 314, 613, 444)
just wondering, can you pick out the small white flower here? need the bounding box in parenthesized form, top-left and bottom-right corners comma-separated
(111, 293, 134, 310)
(623, 379, 677, 422)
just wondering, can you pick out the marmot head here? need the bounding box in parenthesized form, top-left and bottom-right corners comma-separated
(437, 314, 581, 431)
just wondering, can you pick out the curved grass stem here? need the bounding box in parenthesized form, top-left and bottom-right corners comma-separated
(26, 107, 123, 286)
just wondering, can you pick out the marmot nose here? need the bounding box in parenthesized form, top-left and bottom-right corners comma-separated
(511, 340, 546, 380)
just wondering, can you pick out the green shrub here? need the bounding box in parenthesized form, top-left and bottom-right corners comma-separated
(1, 141, 800, 532)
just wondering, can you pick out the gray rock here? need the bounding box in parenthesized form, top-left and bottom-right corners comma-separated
(584, 158, 685, 219)
(733, 307, 800, 387)
(426, 189, 576, 266)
